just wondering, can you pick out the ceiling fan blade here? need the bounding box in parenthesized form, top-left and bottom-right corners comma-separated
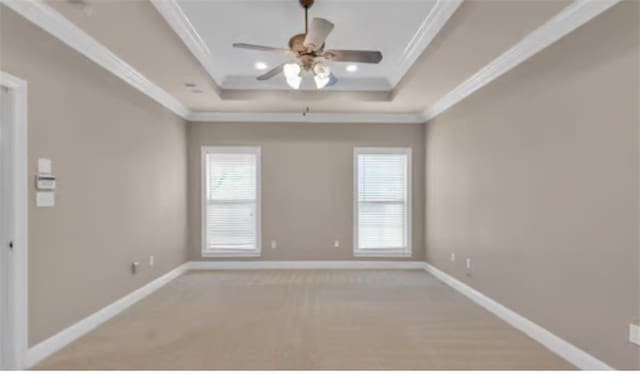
(257, 63, 285, 81)
(303, 18, 334, 51)
(232, 43, 290, 53)
(323, 49, 383, 64)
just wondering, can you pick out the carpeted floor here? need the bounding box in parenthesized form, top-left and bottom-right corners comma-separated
(36, 270, 574, 370)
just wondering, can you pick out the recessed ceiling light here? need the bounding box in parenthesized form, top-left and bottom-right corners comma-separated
(254, 62, 268, 70)
(346, 64, 358, 73)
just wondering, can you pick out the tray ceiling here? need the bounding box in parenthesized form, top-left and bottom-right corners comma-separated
(36, 0, 574, 115)
(172, 0, 439, 91)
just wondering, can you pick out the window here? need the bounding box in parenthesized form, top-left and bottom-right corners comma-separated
(354, 148, 411, 257)
(202, 146, 260, 256)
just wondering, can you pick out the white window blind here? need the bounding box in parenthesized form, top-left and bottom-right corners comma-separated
(355, 148, 411, 256)
(202, 147, 260, 255)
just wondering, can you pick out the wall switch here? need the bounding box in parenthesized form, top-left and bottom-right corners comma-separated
(630, 324, 640, 346)
(36, 191, 55, 207)
(334, 240, 340, 248)
(451, 253, 456, 262)
(131, 261, 140, 274)
(149, 256, 155, 266)
(271, 240, 277, 249)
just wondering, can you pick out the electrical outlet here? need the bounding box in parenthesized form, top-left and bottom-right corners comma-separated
(271, 240, 277, 249)
(334, 240, 340, 248)
(451, 253, 456, 262)
(149, 256, 155, 266)
(131, 261, 140, 274)
(630, 324, 640, 346)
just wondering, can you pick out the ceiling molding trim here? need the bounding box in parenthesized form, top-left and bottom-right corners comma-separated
(1, 0, 190, 119)
(423, 0, 622, 122)
(187, 111, 426, 124)
(151, 0, 224, 86)
(389, 0, 462, 87)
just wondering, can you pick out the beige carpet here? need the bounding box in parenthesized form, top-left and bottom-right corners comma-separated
(36, 270, 573, 370)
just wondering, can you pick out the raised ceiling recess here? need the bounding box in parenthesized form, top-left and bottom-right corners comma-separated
(152, 0, 462, 92)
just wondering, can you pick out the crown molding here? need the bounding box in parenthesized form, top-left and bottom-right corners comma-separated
(389, 0, 462, 87)
(150, 0, 224, 86)
(187, 111, 426, 124)
(422, 0, 622, 122)
(1, 0, 190, 119)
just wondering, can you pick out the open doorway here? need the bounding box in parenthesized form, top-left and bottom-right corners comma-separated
(0, 72, 28, 370)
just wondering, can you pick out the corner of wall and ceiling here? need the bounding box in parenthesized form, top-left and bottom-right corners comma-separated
(1, 0, 622, 124)
(0, 0, 191, 119)
(422, 0, 622, 122)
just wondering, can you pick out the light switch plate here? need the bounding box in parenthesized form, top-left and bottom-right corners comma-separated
(36, 191, 54, 207)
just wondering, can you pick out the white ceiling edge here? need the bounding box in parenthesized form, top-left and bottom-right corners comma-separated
(188, 111, 426, 124)
(422, 0, 622, 122)
(151, 0, 459, 92)
(0, 0, 191, 119)
(388, 0, 462, 87)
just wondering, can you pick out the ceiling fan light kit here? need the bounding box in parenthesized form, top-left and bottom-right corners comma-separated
(232, 0, 383, 90)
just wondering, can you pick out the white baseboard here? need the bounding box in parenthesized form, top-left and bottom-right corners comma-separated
(422, 262, 613, 370)
(25, 262, 191, 368)
(187, 260, 426, 270)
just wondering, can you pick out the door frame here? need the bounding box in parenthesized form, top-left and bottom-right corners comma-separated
(0, 71, 28, 370)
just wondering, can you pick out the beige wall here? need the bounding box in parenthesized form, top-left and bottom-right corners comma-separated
(188, 122, 425, 261)
(424, 1, 639, 369)
(0, 7, 189, 345)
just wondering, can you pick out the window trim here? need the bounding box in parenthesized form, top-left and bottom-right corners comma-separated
(353, 147, 412, 258)
(201, 145, 261, 258)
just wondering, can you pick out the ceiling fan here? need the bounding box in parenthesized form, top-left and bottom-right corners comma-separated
(232, 0, 383, 90)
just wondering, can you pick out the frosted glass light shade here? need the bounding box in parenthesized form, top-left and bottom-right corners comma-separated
(286, 75, 302, 89)
(283, 62, 301, 79)
(314, 74, 330, 89)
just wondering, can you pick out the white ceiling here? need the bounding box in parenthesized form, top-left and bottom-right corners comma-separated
(175, 0, 438, 91)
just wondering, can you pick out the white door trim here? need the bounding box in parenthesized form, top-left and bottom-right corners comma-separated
(0, 71, 29, 370)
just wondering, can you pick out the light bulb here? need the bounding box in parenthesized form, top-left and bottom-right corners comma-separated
(286, 75, 302, 90)
(283, 62, 301, 79)
(313, 62, 330, 78)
